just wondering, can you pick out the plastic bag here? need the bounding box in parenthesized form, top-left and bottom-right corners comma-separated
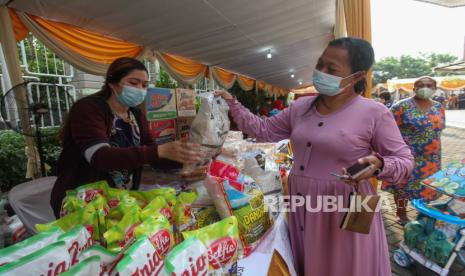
(173, 191, 198, 232)
(107, 188, 130, 209)
(79, 245, 119, 276)
(243, 157, 282, 195)
(182, 216, 239, 274)
(184, 93, 230, 172)
(129, 188, 177, 209)
(104, 207, 141, 252)
(134, 215, 174, 258)
(164, 236, 209, 276)
(58, 225, 94, 266)
(75, 181, 109, 204)
(0, 241, 70, 275)
(116, 236, 164, 276)
(60, 255, 101, 276)
(141, 196, 173, 223)
(0, 227, 63, 266)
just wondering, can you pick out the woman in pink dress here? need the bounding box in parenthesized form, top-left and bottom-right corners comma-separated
(216, 37, 414, 275)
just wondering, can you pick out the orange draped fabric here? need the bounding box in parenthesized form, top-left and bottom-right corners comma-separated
(237, 75, 255, 91)
(212, 67, 237, 89)
(257, 81, 267, 91)
(157, 53, 207, 84)
(9, 9, 28, 41)
(28, 14, 143, 64)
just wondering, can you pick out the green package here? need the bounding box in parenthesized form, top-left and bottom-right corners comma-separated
(173, 191, 198, 232)
(59, 255, 101, 276)
(104, 207, 141, 252)
(134, 215, 174, 257)
(75, 180, 109, 203)
(141, 196, 172, 223)
(129, 188, 177, 208)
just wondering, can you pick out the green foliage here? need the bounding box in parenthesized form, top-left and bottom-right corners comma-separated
(0, 128, 61, 192)
(155, 67, 178, 88)
(372, 53, 459, 85)
(228, 82, 258, 114)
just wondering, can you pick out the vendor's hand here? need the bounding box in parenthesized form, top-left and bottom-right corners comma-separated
(158, 140, 203, 164)
(214, 90, 233, 100)
(341, 155, 383, 185)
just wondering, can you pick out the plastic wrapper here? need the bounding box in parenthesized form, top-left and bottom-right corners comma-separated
(0, 226, 63, 266)
(164, 236, 209, 276)
(173, 191, 198, 232)
(104, 207, 141, 252)
(141, 197, 173, 223)
(182, 216, 240, 274)
(58, 225, 94, 266)
(79, 245, 119, 276)
(107, 196, 140, 228)
(0, 241, 71, 275)
(3, 215, 28, 246)
(243, 158, 282, 195)
(116, 236, 164, 276)
(205, 161, 273, 256)
(184, 93, 230, 173)
(60, 255, 101, 276)
(191, 206, 221, 229)
(74, 181, 109, 204)
(134, 215, 175, 258)
(107, 188, 130, 209)
(129, 188, 177, 208)
(36, 203, 100, 242)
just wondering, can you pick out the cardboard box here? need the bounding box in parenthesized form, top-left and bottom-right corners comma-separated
(149, 119, 176, 145)
(175, 88, 197, 117)
(176, 117, 195, 140)
(146, 87, 177, 120)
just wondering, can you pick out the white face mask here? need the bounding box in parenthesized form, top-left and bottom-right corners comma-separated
(415, 87, 435, 99)
(312, 70, 358, 96)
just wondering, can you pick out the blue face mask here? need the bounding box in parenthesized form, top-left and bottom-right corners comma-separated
(116, 85, 147, 107)
(312, 70, 357, 96)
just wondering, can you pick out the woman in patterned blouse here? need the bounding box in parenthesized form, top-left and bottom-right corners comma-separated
(382, 76, 445, 225)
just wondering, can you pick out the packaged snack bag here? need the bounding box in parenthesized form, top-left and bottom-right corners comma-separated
(182, 216, 239, 274)
(0, 241, 71, 275)
(107, 196, 140, 221)
(164, 236, 209, 276)
(60, 191, 85, 217)
(173, 191, 198, 232)
(0, 227, 63, 266)
(107, 188, 130, 209)
(205, 161, 272, 256)
(191, 206, 221, 229)
(141, 196, 173, 223)
(134, 215, 174, 258)
(60, 255, 101, 276)
(75, 181, 109, 203)
(58, 225, 94, 266)
(129, 188, 176, 208)
(37, 200, 101, 241)
(3, 215, 28, 246)
(79, 245, 119, 276)
(116, 236, 164, 276)
(104, 207, 141, 252)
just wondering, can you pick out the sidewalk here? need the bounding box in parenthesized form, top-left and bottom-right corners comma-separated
(446, 110, 465, 129)
(386, 126, 465, 276)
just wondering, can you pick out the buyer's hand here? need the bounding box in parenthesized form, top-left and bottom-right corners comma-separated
(158, 140, 203, 164)
(213, 90, 234, 100)
(341, 155, 383, 186)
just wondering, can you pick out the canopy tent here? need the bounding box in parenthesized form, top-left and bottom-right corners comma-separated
(435, 60, 465, 73)
(387, 76, 465, 92)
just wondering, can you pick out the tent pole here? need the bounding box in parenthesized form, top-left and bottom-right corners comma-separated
(208, 66, 214, 91)
(0, 6, 41, 178)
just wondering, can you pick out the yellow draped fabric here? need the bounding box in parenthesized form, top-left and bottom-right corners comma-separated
(29, 14, 143, 64)
(257, 81, 267, 91)
(440, 79, 465, 90)
(9, 9, 28, 41)
(237, 75, 255, 91)
(344, 0, 373, 98)
(211, 67, 237, 89)
(156, 52, 207, 85)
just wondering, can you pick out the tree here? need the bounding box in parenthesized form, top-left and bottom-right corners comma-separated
(372, 53, 459, 85)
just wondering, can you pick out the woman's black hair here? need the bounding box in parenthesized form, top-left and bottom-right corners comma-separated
(307, 37, 375, 112)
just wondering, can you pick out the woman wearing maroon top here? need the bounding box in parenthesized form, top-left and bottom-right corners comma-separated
(51, 58, 202, 217)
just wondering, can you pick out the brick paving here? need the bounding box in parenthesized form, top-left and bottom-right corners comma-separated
(384, 127, 465, 276)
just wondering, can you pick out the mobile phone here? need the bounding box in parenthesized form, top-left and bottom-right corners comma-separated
(346, 163, 374, 179)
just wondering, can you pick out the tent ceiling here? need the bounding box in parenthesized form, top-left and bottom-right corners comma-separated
(9, 0, 336, 89)
(412, 0, 465, 7)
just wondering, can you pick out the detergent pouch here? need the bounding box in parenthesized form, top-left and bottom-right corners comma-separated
(141, 196, 173, 223)
(182, 216, 239, 275)
(0, 241, 70, 275)
(164, 236, 209, 276)
(184, 93, 230, 173)
(79, 245, 119, 276)
(58, 225, 94, 266)
(116, 236, 164, 276)
(0, 227, 63, 266)
(60, 255, 101, 276)
(104, 207, 141, 252)
(36, 203, 100, 242)
(205, 161, 272, 256)
(134, 215, 175, 258)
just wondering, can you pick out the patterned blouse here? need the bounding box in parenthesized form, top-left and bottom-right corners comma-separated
(381, 97, 445, 200)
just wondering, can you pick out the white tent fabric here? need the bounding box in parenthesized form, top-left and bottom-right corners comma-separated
(412, 0, 465, 7)
(9, 0, 336, 89)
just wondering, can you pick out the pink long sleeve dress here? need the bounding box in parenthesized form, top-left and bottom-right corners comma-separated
(227, 95, 414, 276)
